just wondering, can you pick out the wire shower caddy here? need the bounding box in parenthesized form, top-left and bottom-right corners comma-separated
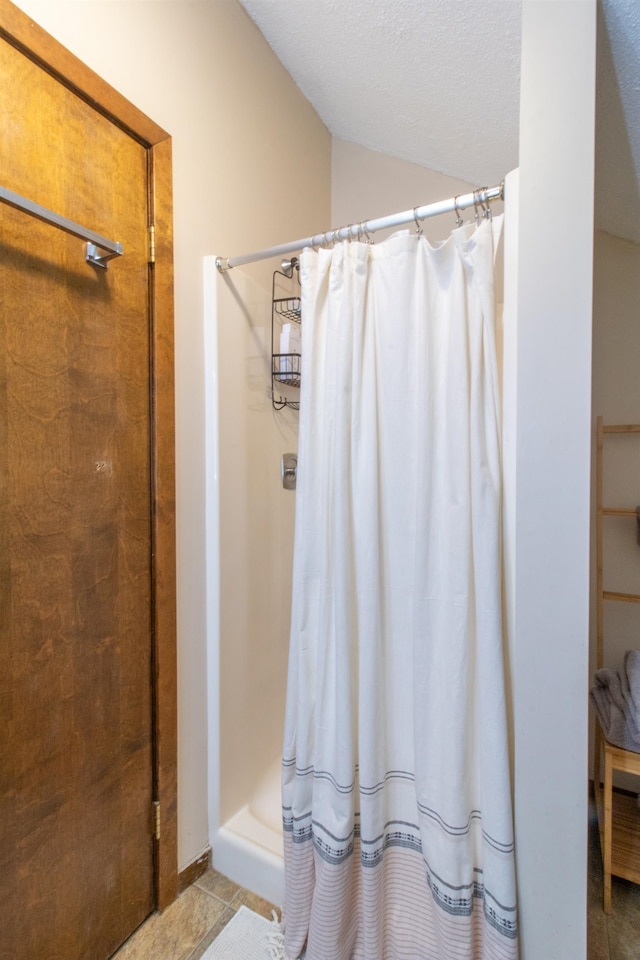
(271, 258, 301, 410)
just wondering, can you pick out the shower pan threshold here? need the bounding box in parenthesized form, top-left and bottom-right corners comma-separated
(213, 762, 284, 908)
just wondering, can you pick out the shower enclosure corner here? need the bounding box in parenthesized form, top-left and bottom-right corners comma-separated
(204, 255, 295, 906)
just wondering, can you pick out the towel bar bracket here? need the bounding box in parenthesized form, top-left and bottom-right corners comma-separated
(85, 241, 124, 269)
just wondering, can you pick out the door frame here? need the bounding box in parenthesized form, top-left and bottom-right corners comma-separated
(0, 0, 178, 910)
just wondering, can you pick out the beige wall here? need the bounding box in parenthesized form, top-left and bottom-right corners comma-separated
(214, 266, 299, 826)
(332, 139, 505, 303)
(332, 138, 477, 242)
(592, 231, 640, 426)
(12, 0, 331, 870)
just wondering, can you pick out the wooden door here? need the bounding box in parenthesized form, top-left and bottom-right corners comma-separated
(0, 7, 176, 958)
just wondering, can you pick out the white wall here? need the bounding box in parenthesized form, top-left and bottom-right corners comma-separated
(11, 0, 332, 871)
(511, 3, 596, 959)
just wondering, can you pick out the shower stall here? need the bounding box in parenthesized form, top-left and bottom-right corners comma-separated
(204, 258, 296, 905)
(202, 173, 517, 911)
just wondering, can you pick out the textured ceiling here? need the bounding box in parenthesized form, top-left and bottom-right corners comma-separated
(239, 0, 521, 187)
(239, 0, 640, 246)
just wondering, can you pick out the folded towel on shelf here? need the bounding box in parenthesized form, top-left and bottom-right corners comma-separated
(624, 648, 640, 717)
(591, 649, 640, 752)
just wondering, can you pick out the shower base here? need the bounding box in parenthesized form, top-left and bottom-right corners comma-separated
(213, 757, 284, 907)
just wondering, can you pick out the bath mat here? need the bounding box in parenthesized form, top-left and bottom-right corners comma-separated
(200, 905, 285, 960)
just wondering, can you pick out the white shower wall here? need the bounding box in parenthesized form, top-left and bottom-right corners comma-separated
(205, 257, 297, 903)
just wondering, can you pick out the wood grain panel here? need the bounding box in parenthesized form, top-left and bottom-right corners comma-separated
(0, 0, 177, 937)
(0, 0, 168, 146)
(0, 27, 158, 959)
(150, 136, 179, 911)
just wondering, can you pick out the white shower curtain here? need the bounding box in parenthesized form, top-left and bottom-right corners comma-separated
(281, 216, 518, 960)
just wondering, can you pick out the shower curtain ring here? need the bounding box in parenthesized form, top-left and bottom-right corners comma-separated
(477, 189, 486, 220)
(413, 207, 424, 235)
(454, 196, 464, 227)
(473, 190, 482, 223)
(480, 187, 492, 219)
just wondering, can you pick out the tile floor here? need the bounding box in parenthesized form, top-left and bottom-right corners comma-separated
(112, 817, 640, 960)
(112, 869, 277, 960)
(588, 794, 640, 960)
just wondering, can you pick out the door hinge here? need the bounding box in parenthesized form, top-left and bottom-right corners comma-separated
(148, 224, 156, 264)
(152, 800, 161, 840)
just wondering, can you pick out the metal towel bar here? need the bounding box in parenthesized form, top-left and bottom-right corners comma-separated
(0, 184, 123, 268)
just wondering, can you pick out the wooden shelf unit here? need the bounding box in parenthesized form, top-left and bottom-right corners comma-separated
(593, 416, 640, 913)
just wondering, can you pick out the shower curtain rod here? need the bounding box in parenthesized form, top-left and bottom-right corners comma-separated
(215, 181, 504, 272)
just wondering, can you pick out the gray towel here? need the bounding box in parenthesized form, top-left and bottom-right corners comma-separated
(624, 649, 640, 716)
(591, 650, 640, 753)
